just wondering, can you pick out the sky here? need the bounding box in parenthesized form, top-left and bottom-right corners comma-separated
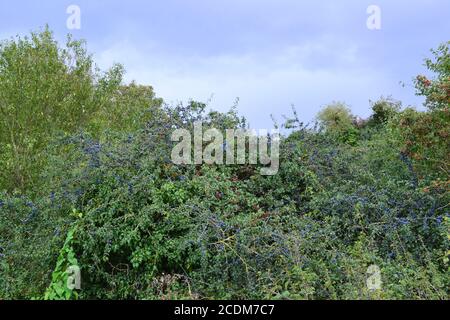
(0, 0, 449, 128)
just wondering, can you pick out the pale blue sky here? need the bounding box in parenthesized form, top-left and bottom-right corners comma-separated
(1, 0, 449, 128)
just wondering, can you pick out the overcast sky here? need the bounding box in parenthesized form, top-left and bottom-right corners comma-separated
(1, 0, 449, 128)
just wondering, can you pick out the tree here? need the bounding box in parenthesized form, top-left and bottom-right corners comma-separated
(0, 27, 125, 192)
(317, 102, 359, 145)
(394, 42, 450, 187)
(414, 41, 450, 110)
(368, 97, 401, 126)
(91, 81, 163, 133)
(317, 102, 354, 130)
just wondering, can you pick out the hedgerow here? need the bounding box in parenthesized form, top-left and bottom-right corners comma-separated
(0, 30, 448, 300)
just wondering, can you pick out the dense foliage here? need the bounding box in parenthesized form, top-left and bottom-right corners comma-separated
(0, 26, 162, 192)
(0, 31, 448, 300)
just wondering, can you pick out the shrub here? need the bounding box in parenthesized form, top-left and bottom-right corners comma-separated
(368, 97, 401, 127)
(317, 102, 359, 145)
(0, 30, 448, 300)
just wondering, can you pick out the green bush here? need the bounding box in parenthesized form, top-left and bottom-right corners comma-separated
(317, 102, 359, 145)
(414, 41, 449, 110)
(368, 97, 401, 127)
(0, 31, 448, 300)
